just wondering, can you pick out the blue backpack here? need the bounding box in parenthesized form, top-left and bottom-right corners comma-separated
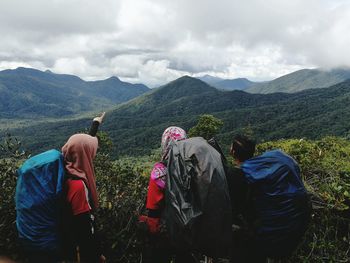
(242, 150, 311, 257)
(16, 149, 65, 252)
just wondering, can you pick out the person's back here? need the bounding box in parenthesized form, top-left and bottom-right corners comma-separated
(60, 114, 106, 263)
(228, 135, 311, 262)
(16, 113, 106, 263)
(242, 150, 311, 258)
(139, 126, 193, 263)
(165, 136, 232, 259)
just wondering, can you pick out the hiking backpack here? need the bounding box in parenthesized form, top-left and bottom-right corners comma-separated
(241, 150, 311, 257)
(164, 137, 232, 258)
(16, 149, 65, 252)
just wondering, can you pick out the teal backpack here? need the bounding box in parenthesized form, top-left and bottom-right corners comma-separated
(16, 149, 65, 252)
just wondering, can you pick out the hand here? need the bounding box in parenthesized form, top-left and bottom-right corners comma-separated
(99, 254, 106, 263)
(93, 112, 106, 124)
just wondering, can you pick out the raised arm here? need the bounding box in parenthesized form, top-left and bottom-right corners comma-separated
(89, 112, 106, 137)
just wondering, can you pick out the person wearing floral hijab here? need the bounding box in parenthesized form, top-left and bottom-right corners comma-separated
(148, 126, 187, 191)
(139, 126, 189, 263)
(146, 126, 187, 223)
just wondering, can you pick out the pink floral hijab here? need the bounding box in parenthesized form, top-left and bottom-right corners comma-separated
(151, 126, 187, 189)
(62, 134, 99, 210)
(161, 126, 187, 161)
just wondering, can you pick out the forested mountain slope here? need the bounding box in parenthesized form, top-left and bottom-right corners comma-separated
(0, 67, 149, 118)
(247, 68, 350, 93)
(7, 76, 350, 156)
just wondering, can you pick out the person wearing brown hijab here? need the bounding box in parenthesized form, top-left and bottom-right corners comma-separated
(61, 112, 106, 263)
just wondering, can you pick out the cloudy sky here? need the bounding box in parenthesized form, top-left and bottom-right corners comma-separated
(0, 0, 349, 87)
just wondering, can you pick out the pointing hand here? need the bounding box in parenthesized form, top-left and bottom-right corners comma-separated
(93, 112, 106, 124)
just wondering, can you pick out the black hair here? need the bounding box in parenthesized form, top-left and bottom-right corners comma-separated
(231, 134, 256, 162)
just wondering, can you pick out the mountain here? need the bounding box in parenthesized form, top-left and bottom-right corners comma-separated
(0, 67, 149, 118)
(247, 68, 350, 93)
(86, 76, 149, 103)
(197, 75, 224, 85)
(198, 75, 255, 90)
(8, 76, 350, 157)
(214, 78, 255, 90)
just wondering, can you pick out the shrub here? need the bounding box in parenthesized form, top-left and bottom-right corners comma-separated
(94, 153, 150, 262)
(188, 114, 223, 140)
(0, 135, 27, 258)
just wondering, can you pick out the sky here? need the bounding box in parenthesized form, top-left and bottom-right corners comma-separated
(0, 0, 350, 87)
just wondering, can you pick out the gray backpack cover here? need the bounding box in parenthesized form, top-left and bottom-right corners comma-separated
(165, 137, 232, 258)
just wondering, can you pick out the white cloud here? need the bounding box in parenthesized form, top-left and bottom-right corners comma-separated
(110, 55, 143, 78)
(138, 60, 187, 87)
(52, 57, 98, 79)
(0, 0, 349, 86)
(0, 61, 32, 71)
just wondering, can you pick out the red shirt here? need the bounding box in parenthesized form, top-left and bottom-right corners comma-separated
(146, 178, 165, 210)
(65, 178, 91, 216)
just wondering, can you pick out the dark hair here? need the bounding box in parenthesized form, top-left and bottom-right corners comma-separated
(231, 134, 256, 162)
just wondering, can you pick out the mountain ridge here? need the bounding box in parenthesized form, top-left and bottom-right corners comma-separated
(247, 68, 350, 93)
(0, 67, 149, 118)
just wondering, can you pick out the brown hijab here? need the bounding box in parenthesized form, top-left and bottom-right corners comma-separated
(62, 134, 99, 210)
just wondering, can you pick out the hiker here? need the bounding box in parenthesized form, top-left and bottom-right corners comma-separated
(227, 135, 311, 263)
(16, 113, 106, 263)
(138, 126, 197, 263)
(61, 112, 106, 263)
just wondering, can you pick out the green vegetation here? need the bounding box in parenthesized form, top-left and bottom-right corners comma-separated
(1, 132, 349, 262)
(0, 135, 28, 256)
(188, 114, 223, 140)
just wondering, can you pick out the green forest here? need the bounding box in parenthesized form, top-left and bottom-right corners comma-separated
(0, 116, 349, 262)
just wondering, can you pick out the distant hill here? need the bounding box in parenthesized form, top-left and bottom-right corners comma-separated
(214, 78, 255, 90)
(0, 67, 149, 118)
(197, 75, 224, 85)
(9, 76, 350, 157)
(198, 75, 255, 90)
(247, 68, 350, 93)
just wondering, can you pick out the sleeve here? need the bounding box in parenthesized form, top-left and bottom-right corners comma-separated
(88, 121, 100, 137)
(146, 178, 165, 212)
(138, 165, 165, 234)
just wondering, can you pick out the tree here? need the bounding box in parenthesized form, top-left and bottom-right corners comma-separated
(188, 114, 223, 140)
